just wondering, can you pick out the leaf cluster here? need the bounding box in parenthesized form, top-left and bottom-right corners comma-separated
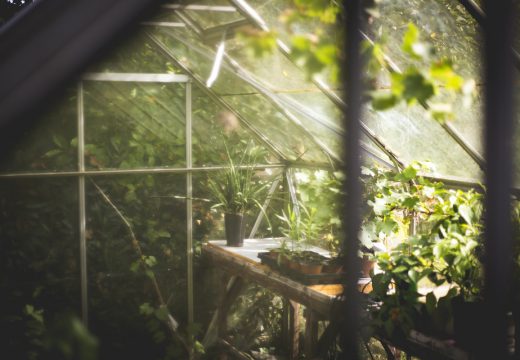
(208, 140, 270, 215)
(364, 164, 485, 338)
(369, 23, 475, 123)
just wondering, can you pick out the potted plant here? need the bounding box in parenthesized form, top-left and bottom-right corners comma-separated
(208, 141, 269, 247)
(271, 202, 329, 274)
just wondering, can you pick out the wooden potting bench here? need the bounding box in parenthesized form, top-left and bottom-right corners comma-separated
(201, 238, 472, 359)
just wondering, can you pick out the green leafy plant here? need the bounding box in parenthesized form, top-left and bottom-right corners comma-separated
(208, 140, 269, 216)
(364, 164, 485, 338)
(368, 23, 475, 122)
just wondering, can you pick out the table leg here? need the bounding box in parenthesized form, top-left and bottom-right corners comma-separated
(304, 310, 319, 358)
(202, 275, 245, 347)
(289, 300, 300, 359)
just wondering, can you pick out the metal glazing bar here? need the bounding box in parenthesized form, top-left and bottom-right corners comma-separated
(249, 177, 281, 239)
(202, 19, 251, 43)
(341, 0, 364, 356)
(0, 164, 289, 178)
(285, 169, 300, 218)
(77, 82, 88, 327)
(481, 0, 516, 357)
(146, 32, 288, 162)
(174, 10, 204, 36)
(440, 121, 485, 168)
(359, 142, 396, 169)
(276, 91, 343, 135)
(140, 21, 186, 28)
(228, 0, 268, 31)
(82, 73, 189, 83)
(162, 4, 237, 12)
(186, 81, 194, 328)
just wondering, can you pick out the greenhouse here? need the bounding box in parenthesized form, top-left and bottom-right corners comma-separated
(0, 0, 518, 359)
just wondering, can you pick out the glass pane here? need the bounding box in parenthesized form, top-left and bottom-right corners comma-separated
(370, 0, 481, 79)
(225, 93, 328, 163)
(86, 174, 188, 359)
(86, 30, 177, 74)
(155, 25, 255, 96)
(192, 85, 279, 166)
(360, 133, 395, 169)
(83, 81, 186, 169)
(154, 26, 330, 163)
(0, 178, 80, 357)
(364, 103, 483, 179)
(0, 87, 77, 172)
(180, 0, 244, 30)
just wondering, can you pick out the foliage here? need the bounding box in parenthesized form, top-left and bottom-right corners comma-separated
(208, 139, 270, 215)
(226, 285, 283, 355)
(294, 169, 343, 254)
(364, 164, 485, 338)
(368, 23, 476, 123)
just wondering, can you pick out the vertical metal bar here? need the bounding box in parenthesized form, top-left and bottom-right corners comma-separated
(286, 169, 300, 217)
(77, 81, 88, 326)
(482, 0, 516, 358)
(249, 177, 280, 239)
(186, 81, 194, 328)
(340, 0, 363, 357)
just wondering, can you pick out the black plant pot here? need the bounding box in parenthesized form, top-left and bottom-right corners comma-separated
(452, 296, 485, 351)
(225, 213, 245, 247)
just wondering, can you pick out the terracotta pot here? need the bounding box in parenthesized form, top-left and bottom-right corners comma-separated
(322, 259, 343, 274)
(361, 256, 375, 277)
(225, 213, 245, 247)
(287, 258, 301, 271)
(298, 262, 323, 275)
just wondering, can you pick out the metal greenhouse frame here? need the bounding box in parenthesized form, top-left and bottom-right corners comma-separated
(0, 0, 518, 358)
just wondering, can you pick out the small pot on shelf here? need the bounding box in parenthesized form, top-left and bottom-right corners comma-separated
(361, 255, 375, 277)
(225, 212, 245, 247)
(298, 261, 322, 275)
(322, 257, 343, 274)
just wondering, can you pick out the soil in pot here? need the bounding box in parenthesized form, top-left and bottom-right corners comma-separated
(322, 257, 343, 274)
(225, 213, 246, 247)
(294, 251, 326, 275)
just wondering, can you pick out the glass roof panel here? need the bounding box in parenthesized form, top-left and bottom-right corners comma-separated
(83, 81, 187, 169)
(224, 93, 328, 163)
(369, 0, 481, 79)
(151, 26, 331, 163)
(364, 102, 483, 179)
(191, 85, 280, 166)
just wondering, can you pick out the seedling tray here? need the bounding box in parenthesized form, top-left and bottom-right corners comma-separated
(257, 252, 345, 285)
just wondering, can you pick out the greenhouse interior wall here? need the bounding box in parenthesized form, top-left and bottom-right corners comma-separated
(1, 0, 519, 359)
